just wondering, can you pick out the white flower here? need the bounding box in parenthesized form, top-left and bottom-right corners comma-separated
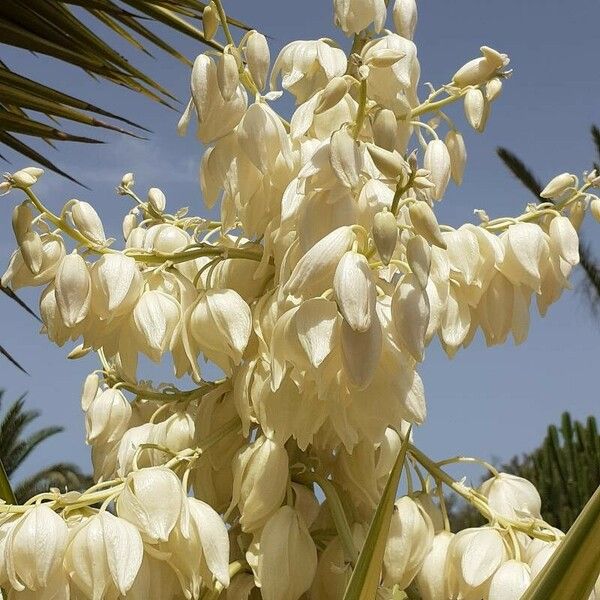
(383, 496, 434, 588)
(373, 209, 399, 265)
(334, 251, 376, 331)
(254, 506, 318, 600)
(479, 473, 542, 521)
(540, 172, 576, 199)
(393, 0, 418, 39)
(54, 251, 91, 327)
(70, 200, 106, 244)
(416, 531, 453, 600)
(85, 387, 131, 445)
(334, 0, 386, 35)
(445, 129, 467, 185)
(453, 46, 509, 87)
(424, 139, 451, 201)
(245, 31, 270, 91)
(230, 435, 289, 532)
(147, 187, 167, 212)
(65, 512, 144, 598)
(5, 505, 68, 592)
(488, 560, 532, 600)
(116, 467, 188, 543)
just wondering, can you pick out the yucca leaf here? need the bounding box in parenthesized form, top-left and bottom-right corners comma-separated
(343, 427, 412, 600)
(0, 345, 29, 377)
(522, 485, 600, 600)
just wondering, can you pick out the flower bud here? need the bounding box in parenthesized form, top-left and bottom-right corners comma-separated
(383, 496, 434, 588)
(424, 139, 451, 200)
(202, 3, 218, 40)
(132, 290, 181, 362)
(147, 187, 166, 213)
(71, 200, 106, 244)
(85, 387, 131, 445)
(5, 504, 68, 592)
(409, 202, 446, 249)
(217, 51, 240, 101)
(373, 209, 399, 265)
(90, 254, 142, 320)
(464, 88, 489, 132)
(393, 0, 418, 39)
(549, 215, 579, 266)
(315, 76, 349, 114)
(11, 202, 33, 243)
(392, 273, 430, 361)
(11, 169, 37, 188)
(330, 128, 362, 189)
(121, 172, 135, 189)
(365, 48, 405, 69)
(445, 130, 467, 185)
(366, 144, 407, 179)
(245, 31, 270, 91)
(540, 172, 577, 199)
(255, 506, 318, 600)
(150, 411, 196, 462)
(117, 466, 188, 543)
(55, 251, 91, 327)
(116, 423, 154, 476)
(231, 435, 289, 531)
(488, 560, 531, 600)
(122, 212, 138, 240)
(479, 473, 542, 521)
(64, 512, 144, 598)
(372, 108, 399, 152)
(452, 46, 508, 87)
(416, 530, 453, 600)
(486, 77, 503, 101)
(334, 251, 376, 332)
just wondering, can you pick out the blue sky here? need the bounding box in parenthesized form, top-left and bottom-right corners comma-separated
(1, 0, 600, 486)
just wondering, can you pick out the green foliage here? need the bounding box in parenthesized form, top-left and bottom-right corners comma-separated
(0, 389, 93, 502)
(448, 413, 600, 533)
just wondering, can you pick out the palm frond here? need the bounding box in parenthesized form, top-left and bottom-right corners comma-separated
(0, 0, 251, 180)
(2, 426, 64, 476)
(0, 396, 39, 463)
(497, 147, 543, 199)
(14, 462, 94, 502)
(1, 284, 41, 323)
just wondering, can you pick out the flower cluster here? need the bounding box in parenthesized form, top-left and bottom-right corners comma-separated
(2, 0, 600, 598)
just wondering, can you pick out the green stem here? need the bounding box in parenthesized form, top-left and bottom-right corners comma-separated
(353, 78, 368, 139)
(296, 471, 358, 565)
(212, 0, 236, 47)
(411, 87, 470, 118)
(0, 458, 16, 505)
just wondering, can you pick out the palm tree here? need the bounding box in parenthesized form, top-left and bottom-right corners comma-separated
(497, 126, 600, 314)
(0, 389, 92, 502)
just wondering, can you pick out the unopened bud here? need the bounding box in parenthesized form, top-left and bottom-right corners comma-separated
(485, 77, 503, 101)
(217, 51, 240, 101)
(392, 0, 418, 40)
(445, 130, 467, 185)
(122, 212, 138, 240)
(367, 144, 407, 179)
(464, 88, 488, 132)
(71, 200, 106, 244)
(147, 187, 167, 213)
(19, 230, 43, 274)
(373, 209, 399, 265)
(121, 172, 135, 190)
(424, 139, 451, 201)
(11, 170, 37, 188)
(540, 172, 577, 199)
(12, 202, 33, 243)
(409, 202, 446, 249)
(406, 235, 432, 288)
(372, 109, 398, 152)
(315, 76, 349, 114)
(365, 48, 405, 68)
(245, 31, 270, 92)
(202, 4, 218, 40)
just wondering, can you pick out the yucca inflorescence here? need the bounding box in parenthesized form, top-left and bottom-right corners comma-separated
(1, 0, 599, 598)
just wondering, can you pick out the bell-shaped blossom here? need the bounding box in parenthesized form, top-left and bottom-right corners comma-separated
(341, 309, 382, 389)
(5, 505, 68, 592)
(334, 0, 386, 35)
(393, 0, 418, 39)
(65, 511, 144, 599)
(254, 506, 318, 600)
(126, 553, 181, 600)
(383, 496, 434, 588)
(85, 387, 131, 445)
(90, 254, 143, 320)
(71, 200, 106, 245)
(416, 530, 453, 600)
(479, 473, 542, 521)
(54, 252, 91, 328)
(166, 497, 230, 596)
(464, 88, 488, 132)
(334, 251, 376, 331)
(540, 172, 576, 199)
(18, 231, 43, 274)
(373, 209, 399, 265)
(446, 527, 507, 598)
(549, 215, 579, 266)
(245, 31, 270, 91)
(488, 559, 532, 600)
(116, 467, 189, 543)
(424, 139, 451, 201)
(132, 290, 181, 362)
(392, 274, 430, 362)
(406, 235, 432, 289)
(453, 46, 509, 87)
(230, 435, 289, 532)
(408, 202, 446, 249)
(188, 288, 252, 372)
(270, 39, 347, 104)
